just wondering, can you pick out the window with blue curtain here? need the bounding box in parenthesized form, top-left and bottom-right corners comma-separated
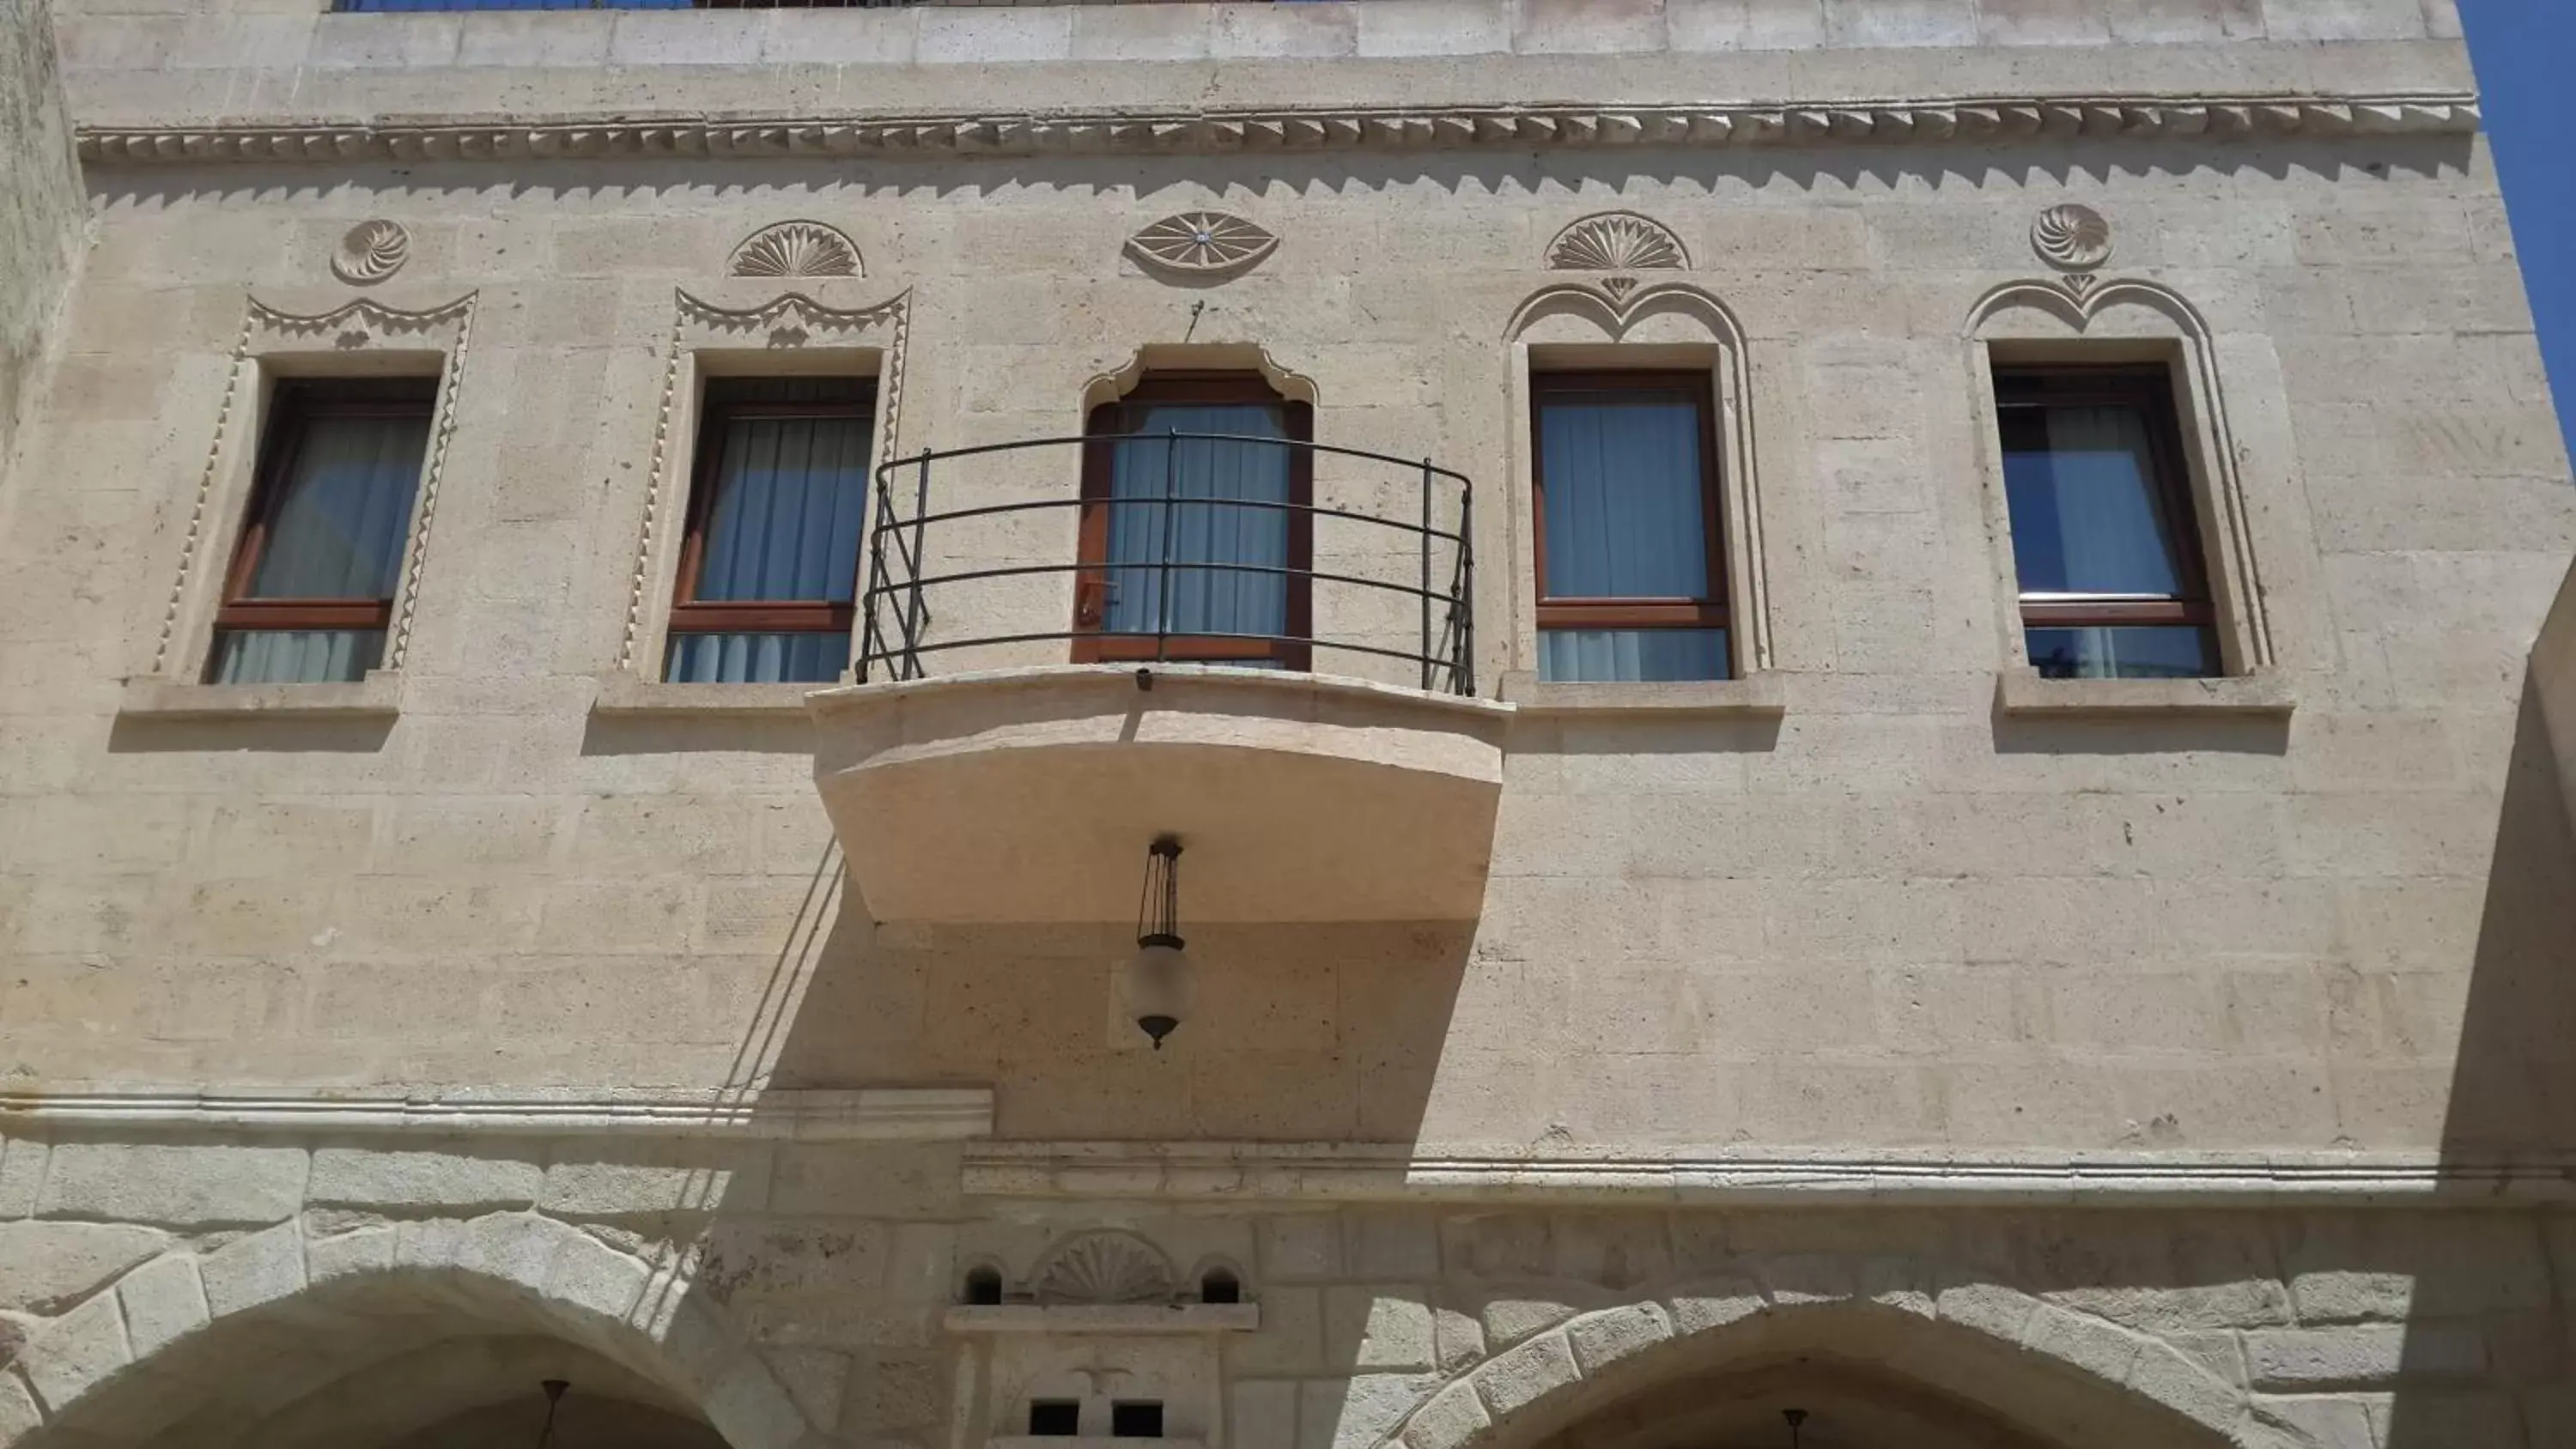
(1074, 376, 1310, 669)
(664, 376, 875, 684)
(208, 379, 437, 685)
(1533, 373, 1728, 683)
(1994, 366, 2219, 680)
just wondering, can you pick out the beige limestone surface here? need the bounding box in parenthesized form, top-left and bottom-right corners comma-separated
(0, 5, 2569, 1446)
(0, 0, 85, 475)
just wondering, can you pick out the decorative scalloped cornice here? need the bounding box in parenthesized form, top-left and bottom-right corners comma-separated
(76, 92, 2478, 167)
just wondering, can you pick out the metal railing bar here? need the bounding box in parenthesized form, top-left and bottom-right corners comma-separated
(860, 559, 1462, 606)
(887, 493, 1467, 546)
(868, 431, 1474, 490)
(860, 627, 1470, 676)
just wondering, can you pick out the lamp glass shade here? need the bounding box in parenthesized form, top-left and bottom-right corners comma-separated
(1121, 937, 1194, 1047)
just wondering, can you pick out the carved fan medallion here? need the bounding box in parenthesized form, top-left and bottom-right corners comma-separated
(1546, 211, 1688, 271)
(729, 221, 862, 279)
(1030, 1231, 1179, 1306)
(1125, 212, 1279, 277)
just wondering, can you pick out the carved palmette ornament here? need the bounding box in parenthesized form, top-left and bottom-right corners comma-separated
(2031, 203, 2113, 271)
(729, 221, 862, 278)
(1125, 212, 1279, 276)
(1030, 1231, 1179, 1306)
(331, 221, 410, 285)
(1546, 211, 1688, 271)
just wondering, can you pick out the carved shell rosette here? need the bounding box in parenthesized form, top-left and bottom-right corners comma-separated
(331, 221, 410, 285)
(1546, 212, 1687, 271)
(2031, 204, 2113, 271)
(729, 221, 862, 278)
(1125, 212, 1279, 277)
(1030, 1231, 1178, 1306)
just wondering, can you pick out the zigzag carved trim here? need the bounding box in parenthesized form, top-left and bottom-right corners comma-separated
(77, 92, 2480, 167)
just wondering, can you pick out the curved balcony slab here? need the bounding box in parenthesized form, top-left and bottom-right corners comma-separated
(809, 665, 1514, 924)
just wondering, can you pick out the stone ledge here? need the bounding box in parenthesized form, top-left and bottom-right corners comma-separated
(945, 1303, 1260, 1335)
(991, 1440, 1206, 1449)
(0, 1087, 994, 1143)
(589, 670, 828, 719)
(1499, 670, 1785, 717)
(1994, 669, 2297, 718)
(117, 672, 403, 721)
(960, 1142, 2576, 1205)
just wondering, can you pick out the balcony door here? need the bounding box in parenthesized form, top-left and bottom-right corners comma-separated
(1073, 373, 1312, 669)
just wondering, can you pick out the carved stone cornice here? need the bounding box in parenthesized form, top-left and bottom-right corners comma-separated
(76, 91, 2479, 167)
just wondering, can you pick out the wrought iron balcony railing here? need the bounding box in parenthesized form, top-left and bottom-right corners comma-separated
(858, 433, 1474, 696)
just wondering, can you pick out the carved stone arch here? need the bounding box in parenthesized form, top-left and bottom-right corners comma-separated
(1545, 211, 1690, 272)
(1028, 1228, 1180, 1306)
(1369, 1280, 2254, 1449)
(1502, 281, 1773, 675)
(1080, 342, 1319, 412)
(728, 219, 864, 279)
(1964, 276, 2276, 674)
(6, 1213, 820, 1449)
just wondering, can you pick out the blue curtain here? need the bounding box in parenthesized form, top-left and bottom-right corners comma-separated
(1540, 392, 1707, 600)
(246, 412, 430, 601)
(210, 628, 386, 686)
(1536, 389, 1723, 683)
(2002, 405, 2186, 597)
(212, 410, 428, 685)
(665, 411, 870, 684)
(693, 415, 870, 604)
(1102, 403, 1290, 643)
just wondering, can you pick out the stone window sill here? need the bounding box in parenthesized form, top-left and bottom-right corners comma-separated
(1994, 669, 2296, 718)
(1498, 670, 1787, 717)
(118, 671, 402, 720)
(588, 671, 831, 718)
(942, 1304, 1260, 1336)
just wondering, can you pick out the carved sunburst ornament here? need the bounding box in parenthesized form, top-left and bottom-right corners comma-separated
(1546, 212, 1688, 271)
(1030, 1231, 1178, 1306)
(1126, 212, 1279, 277)
(2031, 203, 2113, 272)
(729, 221, 862, 279)
(331, 221, 410, 285)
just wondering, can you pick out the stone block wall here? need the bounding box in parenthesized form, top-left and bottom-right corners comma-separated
(0, 0, 84, 476)
(0, 1128, 2567, 1446)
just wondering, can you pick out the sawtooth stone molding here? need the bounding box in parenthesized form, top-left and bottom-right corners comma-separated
(959, 1142, 2576, 1205)
(74, 92, 2481, 167)
(0, 1086, 994, 1140)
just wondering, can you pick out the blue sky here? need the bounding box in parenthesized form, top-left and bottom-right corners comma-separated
(2464, 2, 2576, 462)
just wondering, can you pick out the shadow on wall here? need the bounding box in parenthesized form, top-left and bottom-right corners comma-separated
(738, 840, 1475, 1141)
(2382, 663, 2576, 1447)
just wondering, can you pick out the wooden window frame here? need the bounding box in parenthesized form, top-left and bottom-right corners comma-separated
(667, 377, 877, 643)
(1991, 364, 2215, 633)
(210, 377, 438, 655)
(1529, 369, 1729, 638)
(1072, 372, 1314, 669)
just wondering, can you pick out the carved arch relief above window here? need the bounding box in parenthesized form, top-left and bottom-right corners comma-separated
(1967, 210, 2288, 712)
(1502, 282, 1777, 704)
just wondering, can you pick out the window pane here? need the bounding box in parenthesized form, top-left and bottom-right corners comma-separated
(2000, 403, 2190, 597)
(665, 631, 850, 685)
(210, 628, 385, 685)
(1103, 403, 1291, 641)
(1540, 627, 1728, 683)
(247, 413, 431, 601)
(696, 414, 872, 603)
(1539, 389, 1709, 601)
(2025, 625, 2219, 681)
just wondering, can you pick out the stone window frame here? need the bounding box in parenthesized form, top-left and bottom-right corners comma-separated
(596, 285, 908, 718)
(1966, 281, 2293, 718)
(123, 292, 477, 722)
(1498, 282, 1784, 717)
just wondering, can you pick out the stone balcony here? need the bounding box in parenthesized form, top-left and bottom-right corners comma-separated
(808, 427, 1510, 925)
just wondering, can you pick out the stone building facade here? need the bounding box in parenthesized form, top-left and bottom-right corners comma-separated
(2, 0, 2573, 1446)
